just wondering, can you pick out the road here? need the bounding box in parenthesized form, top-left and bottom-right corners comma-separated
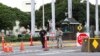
(0, 41, 100, 56)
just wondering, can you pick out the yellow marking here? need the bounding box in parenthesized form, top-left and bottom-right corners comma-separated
(92, 40, 99, 49)
(77, 24, 82, 31)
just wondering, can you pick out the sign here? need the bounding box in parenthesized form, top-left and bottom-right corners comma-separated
(46, 32, 55, 37)
(76, 32, 89, 46)
(77, 24, 82, 31)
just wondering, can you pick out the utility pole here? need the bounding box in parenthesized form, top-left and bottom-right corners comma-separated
(51, 0, 56, 34)
(95, 0, 99, 36)
(86, 0, 90, 33)
(42, 0, 45, 29)
(31, 0, 35, 36)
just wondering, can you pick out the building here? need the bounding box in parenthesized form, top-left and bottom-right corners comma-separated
(62, 18, 80, 40)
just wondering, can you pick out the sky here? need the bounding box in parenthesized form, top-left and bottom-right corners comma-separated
(0, 0, 100, 12)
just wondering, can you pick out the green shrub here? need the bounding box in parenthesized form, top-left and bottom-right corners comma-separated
(4, 35, 18, 42)
(0, 34, 40, 42)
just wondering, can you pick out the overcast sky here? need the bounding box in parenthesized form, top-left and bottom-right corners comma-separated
(0, 0, 100, 12)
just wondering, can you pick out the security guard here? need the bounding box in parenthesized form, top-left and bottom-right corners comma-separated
(39, 29, 47, 48)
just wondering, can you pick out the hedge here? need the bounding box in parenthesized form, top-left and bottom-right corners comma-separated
(0, 34, 40, 42)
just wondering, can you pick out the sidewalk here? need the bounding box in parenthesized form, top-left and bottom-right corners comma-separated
(0, 40, 76, 47)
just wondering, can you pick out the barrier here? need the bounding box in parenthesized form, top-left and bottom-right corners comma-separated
(81, 38, 100, 52)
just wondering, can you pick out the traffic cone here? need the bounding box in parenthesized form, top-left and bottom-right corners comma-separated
(1, 34, 5, 51)
(30, 35, 33, 46)
(44, 36, 49, 51)
(4, 43, 9, 53)
(9, 42, 13, 52)
(4, 43, 7, 52)
(20, 41, 24, 51)
(2, 40, 5, 51)
(7, 43, 10, 53)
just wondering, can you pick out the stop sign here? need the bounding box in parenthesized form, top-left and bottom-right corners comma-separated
(77, 33, 89, 46)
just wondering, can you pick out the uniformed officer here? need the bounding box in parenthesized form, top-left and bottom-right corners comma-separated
(56, 28, 63, 48)
(39, 29, 47, 48)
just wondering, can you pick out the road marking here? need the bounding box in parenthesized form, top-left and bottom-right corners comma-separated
(12, 49, 43, 54)
(35, 49, 79, 55)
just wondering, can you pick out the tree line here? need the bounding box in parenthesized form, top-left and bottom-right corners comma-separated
(0, 0, 100, 30)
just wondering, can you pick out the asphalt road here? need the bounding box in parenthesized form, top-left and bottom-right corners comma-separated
(0, 41, 100, 56)
(0, 46, 100, 56)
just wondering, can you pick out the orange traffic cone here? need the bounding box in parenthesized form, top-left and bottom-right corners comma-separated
(9, 43, 13, 52)
(30, 35, 33, 46)
(4, 43, 7, 52)
(4, 43, 9, 53)
(2, 40, 5, 51)
(1, 34, 5, 51)
(20, 41, 24, 51)
(44, 36, 49, 51)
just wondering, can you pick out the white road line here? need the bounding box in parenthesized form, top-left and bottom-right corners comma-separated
(35, 49, 79, 55)
(12, 49, 42, 53)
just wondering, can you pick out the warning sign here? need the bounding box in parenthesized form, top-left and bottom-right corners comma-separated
(76, 32, 89, 46)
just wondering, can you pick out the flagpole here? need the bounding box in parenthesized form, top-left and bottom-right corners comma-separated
(95, 0, 99, 36)
(31, 0, 35, 36)
(68, 0, 72, 18)
(51, 0, 56, 35)
(86, 0, 90, 33)
(42, 0, 45, 29)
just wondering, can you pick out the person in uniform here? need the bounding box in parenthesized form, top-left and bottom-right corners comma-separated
(39, 29, 47, 48)
(56, 27, 63, 48)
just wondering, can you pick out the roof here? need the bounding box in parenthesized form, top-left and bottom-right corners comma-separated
(62, 18, 80, 24)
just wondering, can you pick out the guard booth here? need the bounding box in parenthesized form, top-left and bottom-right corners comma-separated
(61, 18, 80, 40)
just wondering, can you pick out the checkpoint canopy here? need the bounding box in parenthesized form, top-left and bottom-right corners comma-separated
(76, 32, 90, 46)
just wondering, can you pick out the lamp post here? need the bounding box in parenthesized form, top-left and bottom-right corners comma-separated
(95, 0, 99, 36)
